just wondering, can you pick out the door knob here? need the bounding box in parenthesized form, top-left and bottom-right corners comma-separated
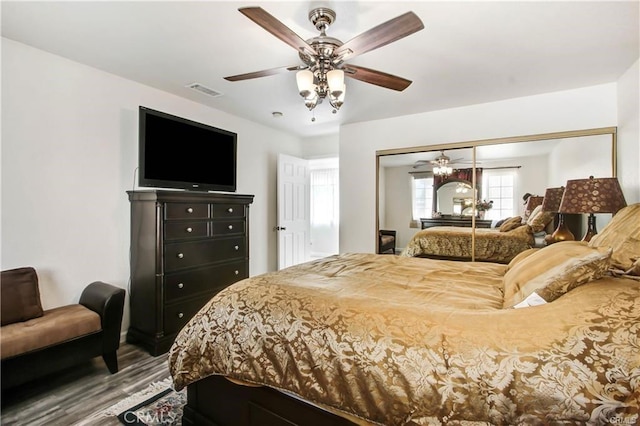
(273, 226, 287, 231)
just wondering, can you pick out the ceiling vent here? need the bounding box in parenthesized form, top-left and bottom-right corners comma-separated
(186, 83, 223, 98)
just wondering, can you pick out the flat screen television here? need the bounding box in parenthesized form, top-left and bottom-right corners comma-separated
(139, 106, 237, 192)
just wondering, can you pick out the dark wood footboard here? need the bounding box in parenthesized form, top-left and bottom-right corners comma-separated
(183, 375, 357, 426)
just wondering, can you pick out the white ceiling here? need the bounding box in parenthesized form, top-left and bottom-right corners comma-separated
(2, 1, 638, 138)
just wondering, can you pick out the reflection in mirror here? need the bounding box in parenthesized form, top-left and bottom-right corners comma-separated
(437, 181, 474, 215)
(475, 134, 613, 228)
(377, 129, 615, 255)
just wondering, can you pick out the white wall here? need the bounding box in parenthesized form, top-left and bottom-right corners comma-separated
(340, 83, 620, 253)
(301, 133, 339, 159)
(1, 39, 302, 328)
(617, 59, 640, 204)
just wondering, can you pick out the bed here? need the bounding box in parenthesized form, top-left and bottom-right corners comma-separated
(401, 207, 555, 263)
(169, 204, 640, 425)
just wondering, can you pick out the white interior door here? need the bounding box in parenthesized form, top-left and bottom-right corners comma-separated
(277, 154, 310, 270)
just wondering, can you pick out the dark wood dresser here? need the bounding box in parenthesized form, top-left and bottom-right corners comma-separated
(127, 190, 254, 355)
(421, 217, 493, 229)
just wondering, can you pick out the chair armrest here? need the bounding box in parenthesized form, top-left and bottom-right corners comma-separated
(80, 282, 126, 353)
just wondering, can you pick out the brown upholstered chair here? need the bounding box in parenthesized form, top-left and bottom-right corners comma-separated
(378, 230, 397, 254)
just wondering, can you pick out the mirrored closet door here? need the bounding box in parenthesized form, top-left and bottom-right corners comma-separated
(376, 128, 617, 261)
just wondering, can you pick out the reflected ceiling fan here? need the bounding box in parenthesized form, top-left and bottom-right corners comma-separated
(224, 6, 424, 113)
(413, 151, 465, 169)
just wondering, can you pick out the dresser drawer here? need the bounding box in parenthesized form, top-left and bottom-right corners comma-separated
(212, 220, 246, 236)
(164, 294, 214, 335)
(164, 237, 247, 271)
(165, 221, 208, 240)
(213, 204, 245, 218)
(165, 203, 209, 220)
(164, 261, 248, 302)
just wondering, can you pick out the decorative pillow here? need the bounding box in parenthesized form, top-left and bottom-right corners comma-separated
(499, 216, 523, 232)
(526, 205, 555, 233)
(503, 241, 612, 308)
(588, 203, 640, 275)
(505, 248, 539, 272)
(504, 223, 533, 238)
(1, 267, 44, 326)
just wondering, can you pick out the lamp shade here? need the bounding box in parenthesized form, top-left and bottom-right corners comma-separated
(524, 196, 544, 212)
(326, 69, 344, 96)
(541, 187, 564, 212)
(296, 70, 314, 96)
(558, 176, 627, 214)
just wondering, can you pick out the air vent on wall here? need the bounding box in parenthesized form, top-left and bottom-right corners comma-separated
(186, 83, 223, 98)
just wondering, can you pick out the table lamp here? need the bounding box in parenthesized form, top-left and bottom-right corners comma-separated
(524, 195, 544, 219)
(558, 176, 626, 242)
(541, 187, 574, 243)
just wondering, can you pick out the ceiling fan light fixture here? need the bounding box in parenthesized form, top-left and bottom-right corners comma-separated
(327, 69, 344, 97)
(305, 84, 320, 100)
(296, 70, 314, 97)
(433, 164, 453, 177)
(304, 92, 319, 110)
(329, 84, 346, 110)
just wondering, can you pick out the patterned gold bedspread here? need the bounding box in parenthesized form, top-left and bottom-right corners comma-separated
(169, 253, 640, 425)
(402, 225, 534, 263)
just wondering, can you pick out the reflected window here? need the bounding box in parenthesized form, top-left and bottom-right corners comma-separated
(412, 175, 434, 219)
(483, 169, 517, 220)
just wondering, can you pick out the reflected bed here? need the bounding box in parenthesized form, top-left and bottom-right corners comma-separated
(402, 207, 555, 263)
(401, 224, 534, 263)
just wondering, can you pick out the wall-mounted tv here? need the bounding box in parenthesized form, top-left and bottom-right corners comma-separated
(139, 106, 237, 192)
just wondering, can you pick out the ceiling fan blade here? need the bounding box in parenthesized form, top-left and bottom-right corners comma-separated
(344, 65, 412, 91)
(224, 65, 302, 82)
(334, 12, 424, 60)
(239, 7, 316, 56)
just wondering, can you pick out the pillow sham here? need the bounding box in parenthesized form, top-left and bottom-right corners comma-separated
(499, 216, 523, 232)
(526, 206, 555, 233)
(588, 203, 640, 275)
(505, 248, 539, 272)
(503, 241, 612, 308)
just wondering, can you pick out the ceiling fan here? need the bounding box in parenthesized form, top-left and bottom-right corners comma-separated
(413, 151, 465, 169)
(224, 6, 424, 112)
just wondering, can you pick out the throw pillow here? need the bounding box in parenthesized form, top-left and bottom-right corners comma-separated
(503, 241, 612, 308)
(526, 206, 555, 233)
(588, 203, 640, 275)
(499, 216, 524, 232)
(1, 266, 44, 326)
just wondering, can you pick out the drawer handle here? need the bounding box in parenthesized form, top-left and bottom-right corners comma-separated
(234, 245, 239, 251)
(234, 270, 239, 275)
(228, 225, 233, 230)
(177, 253, 184, 259)
(178, 283, 184, 289)
(186, 227, 193, 233)
(186, 207, 193, 214)
(227, 208, 233, 213)
(178, 312, 184, 319)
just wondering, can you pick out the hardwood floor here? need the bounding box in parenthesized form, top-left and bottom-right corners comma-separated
(1, 343, 171, 425)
